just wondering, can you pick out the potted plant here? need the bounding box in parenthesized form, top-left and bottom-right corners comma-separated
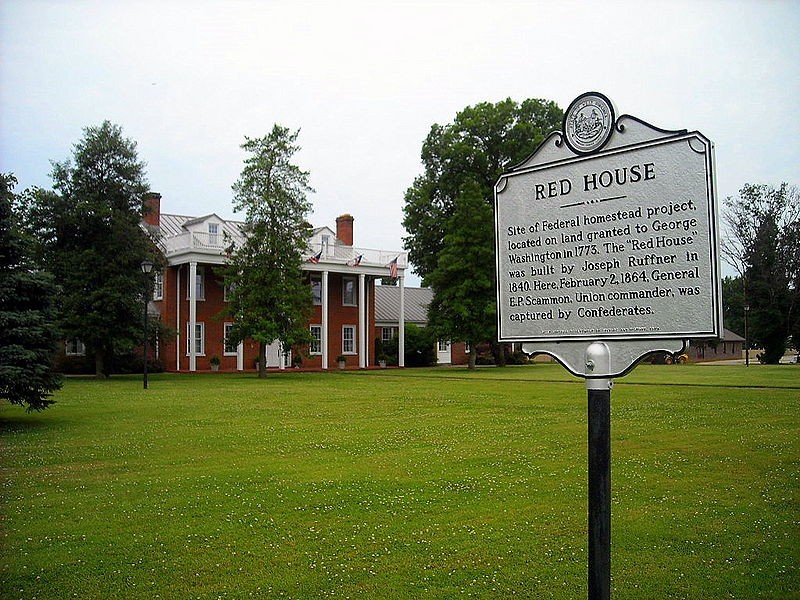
(336, 354, 347, 369)
(292, 354, 303, 369)
(209, 355, 221, 371)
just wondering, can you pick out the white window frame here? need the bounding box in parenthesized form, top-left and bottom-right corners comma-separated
(310, 324, 322, 355)
(153, 271, 164, 301)
(208, 222, 220, 246)
(438, 339, 450, 352)
(187, 266, 205, 301)
(381, 327, 397, 343)
(186, 322, 205, 356)
(342, 276, 357, 306)
(342, 325, 356, 355)
(65, 338, 85, 356)
(223, 322, 237, 356)
(310, 275, 322, 306)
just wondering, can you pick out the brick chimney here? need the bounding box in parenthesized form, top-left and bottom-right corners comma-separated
(336, 214, 354, 246)
(143, 192, 161, 227)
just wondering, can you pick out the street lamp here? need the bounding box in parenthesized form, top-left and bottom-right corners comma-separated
(744, 304, 750, 367)
(140, 260, 154, 389)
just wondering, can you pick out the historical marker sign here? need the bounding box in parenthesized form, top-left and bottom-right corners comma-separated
(495, 92, 722, 346)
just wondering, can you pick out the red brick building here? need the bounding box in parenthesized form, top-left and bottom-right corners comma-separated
(143, 193, 408, 371)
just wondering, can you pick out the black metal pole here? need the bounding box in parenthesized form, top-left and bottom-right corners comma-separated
(588, 386, 611, 600)
(143, 292, 149, 390)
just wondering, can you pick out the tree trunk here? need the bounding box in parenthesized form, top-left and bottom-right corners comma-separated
(468, 350, 477, 371)
(94, 350, 109, 379)
(258, 342, 268, 379)
(493, 342, 507, 367)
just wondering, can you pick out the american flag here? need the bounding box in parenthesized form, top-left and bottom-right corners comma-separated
(347, 254, 363, 267)
(308, 249, 322, 263)
(388, 256, 398, 279)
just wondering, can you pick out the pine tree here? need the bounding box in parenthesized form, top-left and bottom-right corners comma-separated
(223, 125, 314, 378)
(0, 173, 62, 410)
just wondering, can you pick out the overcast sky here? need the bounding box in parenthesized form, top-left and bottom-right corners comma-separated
(2, 0, 798, 285)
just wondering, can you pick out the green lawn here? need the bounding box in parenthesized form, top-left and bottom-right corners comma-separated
(1, 364, 798, 599)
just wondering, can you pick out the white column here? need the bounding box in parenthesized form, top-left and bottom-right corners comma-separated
(189, 261, 197, 372)
(359, 273, 366, 369)
(237, 342, 244, 371)
(398, 275, 405, 367)
(175, 267, 181, 371)
(322, 270, 329, 370)
(279, 343, 286, 370)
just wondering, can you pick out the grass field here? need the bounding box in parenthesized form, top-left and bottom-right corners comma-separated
(1, 364, 798, 599)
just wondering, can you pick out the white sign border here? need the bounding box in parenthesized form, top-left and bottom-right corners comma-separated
(494, 123, 723, 345)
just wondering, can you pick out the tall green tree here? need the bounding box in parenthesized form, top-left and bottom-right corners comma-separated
(223, 125, 314, 378)
(721, 183, 799, 362)
(0, 174, 62, 410)
(19, 121, 154, 377)
(403, 98, 563, 360)
(426, 181, 495, 369)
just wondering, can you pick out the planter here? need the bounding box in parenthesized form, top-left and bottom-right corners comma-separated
(211, 364, 220, 371)
(338, 361, 346, 370)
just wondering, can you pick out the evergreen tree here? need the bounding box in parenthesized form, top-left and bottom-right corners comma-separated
(0, 174, 62, 410)
(403, 98, 562, 362)
(223, 125, 314, 378)
(19, 121, 153, 377)
(426, 181, 495, 369)
(721, 183, 799, 362)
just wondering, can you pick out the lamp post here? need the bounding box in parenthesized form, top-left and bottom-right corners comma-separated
(744, 304, 750, 367)
(140, 260, 154, 388)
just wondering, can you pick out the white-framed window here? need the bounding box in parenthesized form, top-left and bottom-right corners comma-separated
(187, 266, 205, 300)
(465, 342, 471, 354)
(186, 322, 205, 356)
(223, 322, 237, 356)
(381, 327, 397, 343)
(223, 282, 235, 303)
(438, 340, 450, 352)
(310, 275, 322, 306)
(310, 325, 322, 355)
(321, 234, 330, 254)
(342, 276, 357, 306)
(342, 325, 356, 354)
(153, 271, 164, 301)
(65, 338, 85, 356)
(208, 223, 220, 245)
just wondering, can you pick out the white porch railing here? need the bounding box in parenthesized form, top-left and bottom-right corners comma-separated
(160, 232, 407, 269)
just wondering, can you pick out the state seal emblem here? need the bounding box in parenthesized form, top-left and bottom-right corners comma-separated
(563, 92, 615, 155)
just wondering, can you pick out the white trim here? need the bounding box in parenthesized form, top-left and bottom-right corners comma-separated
(223, 322, 237, 356)
(309, 324, 323, 355)
(342, 324, 356, 355)
(342, 275, 357, 306)
(153, 272, 163, 301)
(65, 339, 86, 356)
(186, 265, 205, 301)
(358, 273, 366, 368)
(186, 321, 205, 357)
(189, 262, 197, 371)
(398, 276, 405, 367)
(322, 271, 329, 369)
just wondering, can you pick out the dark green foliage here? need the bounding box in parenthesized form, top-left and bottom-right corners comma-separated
(722, 183, 799, 362)
(17, 121, 154, 377)
(0, 173, 62, 410)
(403, 98, 563, 279)
(376, 324, 437, 367)
(223, 125, 314, 378)
(403, 98, 563, 363)
(403, 323, 437, 367)
(426, 182, 495, 369)
(721, 276, 745, 337)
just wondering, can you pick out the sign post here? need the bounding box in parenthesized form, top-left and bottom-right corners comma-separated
(494, 92, 722, 598)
